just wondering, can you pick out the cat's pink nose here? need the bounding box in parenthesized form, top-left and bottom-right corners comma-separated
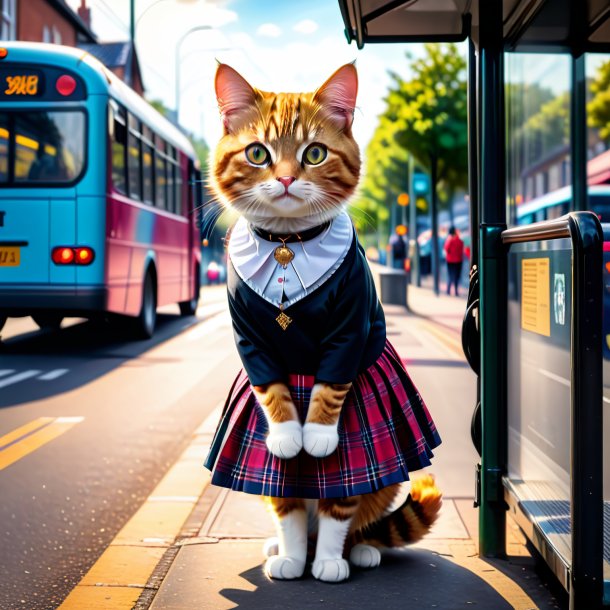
(277, 176, 296, 190)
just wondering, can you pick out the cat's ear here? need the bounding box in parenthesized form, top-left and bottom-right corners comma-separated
(314, 63, 358, 131)
(215, 64, 257, 134)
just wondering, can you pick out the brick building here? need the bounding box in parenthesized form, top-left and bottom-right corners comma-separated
(1, 0, 144, 95)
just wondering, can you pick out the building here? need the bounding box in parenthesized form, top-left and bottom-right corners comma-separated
(2, 0, 144, 96)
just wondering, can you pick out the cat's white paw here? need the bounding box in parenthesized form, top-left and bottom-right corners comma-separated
(266, 421, 302, 459)
(262, 537, 279, 558)
(302, 422, 339, 458)
(311, 558, 350, 582)
(349, 544, 381, 568)
(264, 555, 305, 580)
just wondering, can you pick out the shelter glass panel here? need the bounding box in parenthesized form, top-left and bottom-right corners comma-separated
(505, 54, 571, 226)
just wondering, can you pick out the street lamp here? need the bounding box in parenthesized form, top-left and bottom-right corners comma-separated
(175, 25, 214, 126)
(129, 0, 199, 88)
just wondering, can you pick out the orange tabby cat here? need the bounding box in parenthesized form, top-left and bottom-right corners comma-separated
(204, 63, 442, 582)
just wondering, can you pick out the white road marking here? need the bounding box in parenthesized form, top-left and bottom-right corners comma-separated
(0, 370, 41, 389)
(0, 370, 15, 378)
(38, 369, 69, 381)
(55, 417, 85, 424)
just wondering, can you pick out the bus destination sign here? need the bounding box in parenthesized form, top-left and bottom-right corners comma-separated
(4, 73, 39, 96)
(0, 70, 42, 98)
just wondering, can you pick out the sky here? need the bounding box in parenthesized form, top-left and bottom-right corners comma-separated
(66, 0, 429, 152)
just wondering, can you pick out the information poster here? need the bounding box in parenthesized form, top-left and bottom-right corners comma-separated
(521, 257, 551, 336)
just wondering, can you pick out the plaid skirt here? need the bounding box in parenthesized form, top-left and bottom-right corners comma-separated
(204, 341, 441, 499)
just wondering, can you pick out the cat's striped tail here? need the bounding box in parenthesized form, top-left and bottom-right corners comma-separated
(358, 475, 442, 547)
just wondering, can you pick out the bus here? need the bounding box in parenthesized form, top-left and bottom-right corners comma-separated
(515, 184, 610, 224)
(0, 42, 202, 339)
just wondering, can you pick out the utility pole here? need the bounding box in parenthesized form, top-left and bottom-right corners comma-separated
(128, 0, 135, 86)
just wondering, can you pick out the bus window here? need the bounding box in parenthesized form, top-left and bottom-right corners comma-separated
(13, 111, 84, 183)
(167, 146, 175, 214)
(0, 114, 8, 182)
(142, 144, 154, 205)
(174, 151, 183, 216)
(110, 103, 127, 194)
(127, 114, 141, 200)
(155, 146, 166, 210)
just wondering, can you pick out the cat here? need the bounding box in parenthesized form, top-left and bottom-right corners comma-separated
(204, 62, 442, 582)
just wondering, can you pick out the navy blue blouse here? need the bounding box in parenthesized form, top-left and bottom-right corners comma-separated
(227, 237, 386, 386)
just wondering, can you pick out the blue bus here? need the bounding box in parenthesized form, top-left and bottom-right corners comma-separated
(0, 43, 202, 339)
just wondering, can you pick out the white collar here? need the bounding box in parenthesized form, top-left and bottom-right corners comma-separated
(229, 211, 354, 309)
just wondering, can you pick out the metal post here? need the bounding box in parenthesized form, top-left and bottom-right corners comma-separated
(569, 23, 603, 604)
(408, 153, 420, 285)
(478, 0, 507, 558)
(467, 37, 479, 265)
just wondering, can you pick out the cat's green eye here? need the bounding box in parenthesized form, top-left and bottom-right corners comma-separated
(303, 144, 327, 166)
(245, 143, 271, 167)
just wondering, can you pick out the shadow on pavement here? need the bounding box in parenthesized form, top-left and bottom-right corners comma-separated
(0, 311, 211, 408)
(218, 547, 514, 609)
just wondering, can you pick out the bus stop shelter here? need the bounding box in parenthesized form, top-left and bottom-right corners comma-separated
(338, 1, 610, 608)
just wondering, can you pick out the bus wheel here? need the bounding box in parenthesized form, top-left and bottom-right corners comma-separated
(32, 313, 64, 330)
(179, 273, 200, 316)
(132, 270, 157, 339)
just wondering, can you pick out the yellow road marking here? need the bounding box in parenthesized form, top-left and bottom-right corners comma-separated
(58, 406, 220, 610)
(0, 417, 54, 448)
(447, 541, 538, 610)
(0, 417, 83, 471)
(418, 318, 465, 358)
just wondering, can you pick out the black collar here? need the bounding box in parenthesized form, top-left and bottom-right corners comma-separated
(250, 222, 331, 243)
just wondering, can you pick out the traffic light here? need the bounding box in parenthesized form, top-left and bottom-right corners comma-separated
(413, 172, 430, 195)
(397, 193, 409, 206)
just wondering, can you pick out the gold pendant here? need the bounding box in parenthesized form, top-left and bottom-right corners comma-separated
(274, 244, 294, 268)
(276, 307, 292, 331)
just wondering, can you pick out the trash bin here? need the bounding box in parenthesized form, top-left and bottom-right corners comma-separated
(379, 268, 408, 307)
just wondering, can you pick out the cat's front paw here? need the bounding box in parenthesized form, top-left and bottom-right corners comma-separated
(303, 422, 339, 458)
(349, 544, 381, 568)
(262, 537, 279, 558)
(311, 558, 350, 582)
(265, 555, 305, 579)
(266, 421, 302, 459)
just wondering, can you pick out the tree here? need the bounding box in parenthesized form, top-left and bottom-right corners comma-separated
(384, 43, 468, 294)
(588, 60, 610, 143)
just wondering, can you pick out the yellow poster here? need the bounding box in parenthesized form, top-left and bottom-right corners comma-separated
(521, 257, 551, 336)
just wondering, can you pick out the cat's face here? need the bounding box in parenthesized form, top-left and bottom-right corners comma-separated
(211, 64, 360, 233)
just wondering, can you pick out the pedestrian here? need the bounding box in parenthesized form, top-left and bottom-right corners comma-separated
(389, 228, 407, 270)
(444, 226, 464, 296)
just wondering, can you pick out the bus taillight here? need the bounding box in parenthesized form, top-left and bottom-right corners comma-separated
(55, 75, 76, 97)
(0, 48, 8, 60)
(52, 247, 94, 265)
(52, 247, 75, 265)
(75, 247, 94, 265)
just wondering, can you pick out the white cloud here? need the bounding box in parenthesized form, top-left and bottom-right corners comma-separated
(256, 23, 282, 38)
(293, 19, 318, 35)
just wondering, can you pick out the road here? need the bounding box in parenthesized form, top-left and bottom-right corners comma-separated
(0, 284, 483, 609)
(0, 285, 240, 610)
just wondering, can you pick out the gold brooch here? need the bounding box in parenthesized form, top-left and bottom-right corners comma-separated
(273, 239, 295, 268)
(276, 304, 292, 330)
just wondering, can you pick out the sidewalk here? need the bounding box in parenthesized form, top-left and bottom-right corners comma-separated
(138, 284, 565, 610)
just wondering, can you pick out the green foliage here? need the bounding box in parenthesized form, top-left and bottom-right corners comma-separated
(386, 43, 468, 187)
(352, 43, 468, 236)
(588, 60, 610, 142)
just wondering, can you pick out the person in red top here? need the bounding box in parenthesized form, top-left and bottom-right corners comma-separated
(443, 226, 464, 296)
